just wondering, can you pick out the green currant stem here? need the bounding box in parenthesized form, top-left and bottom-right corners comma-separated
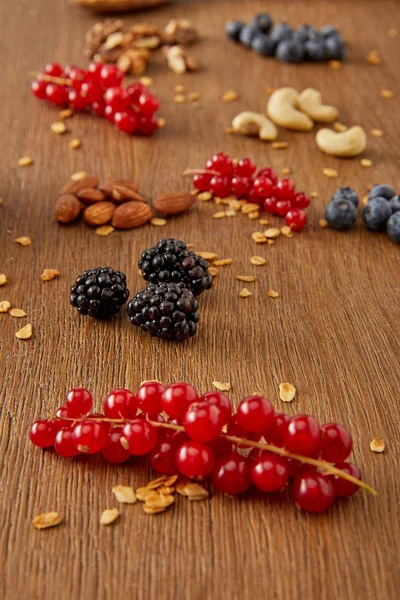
(28, 71, 73, 86)
(181, 168, 220, 177)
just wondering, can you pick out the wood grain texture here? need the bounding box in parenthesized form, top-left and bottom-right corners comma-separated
(1, 0, 399, 598)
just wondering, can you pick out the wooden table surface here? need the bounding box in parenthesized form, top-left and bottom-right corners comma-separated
(1, 0, 399, 598)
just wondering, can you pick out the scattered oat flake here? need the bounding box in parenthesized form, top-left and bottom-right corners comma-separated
(281, 226, 293, 238)
(360, 158, 372, 168)
(32, 511, 62, 530)
(271, 142, 289, 149)
(0, 274, 7, 286)
(41, 268, 60, 282)
(185, 483, 209, 500)
(323, 168, 339, 178)
(242, 203, 261, 214)
(15, 236, 31, 246)
(212, 211, 226, 219)
(381, 89, 394, 99)
(197, 251, 217, 261)
(16, 324, 32, 339)
(264, 228, 281, 239)
(0, 301, 11, 312)
(59, 108, 74, 119)
(213, 259, 233, 267)
(279, 382, 296, 403)
(209, 267, 218, 277)
(370, 438, 385, 453)
(69, 138, 81, 150)
(112, 485, 136, 504)
(282, 168, 291, 176)
(329, 60, 342, 69)
(95, 225, 114, 237)
(371, 129, 383, 137)
(188, 92, 200, 101)
(157, 117, 166, 128)
(164, 474, 179, 487)
(198, 191, 212, 202)
(10, 308, 27, 318)
(226, 209, 237, 217)
(250, 256, 266, 266)
(70, 170, 87, 181)
(151, 217, 167, 227)
(100, 508, 120, 526)
(174, 84, 185, 93)
(248, 211, 259, 220)
(267, 240, 275, 246)
(18, 156, 33, 167)
(222, 90, 239, 102)
(147, 475, 168, 490)
(267, 290, 279, 299)
(212, 381, 230, 392)
(367, 50, 382, 65)
(362, 195, 369, 206)
(139, 76, 152, 86)
(236, 275, 256, 282)
(259, 219, 269, 226)
(252, 232, 267, 243)
(239, 287, 252, 298)
(388, 28, 397, 37)
(310, 192, 319, 199)
(136, 487, 153, 502)
(319, 219, 328, 228)
(51, 121, 67, 134)
(174, 94, 186, 104)
(333, 122, 348, 132)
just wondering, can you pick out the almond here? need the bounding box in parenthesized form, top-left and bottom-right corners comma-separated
(55, 194, 83, 223)
(111, 185, 145, 204)
(77, 188, 106, 204)
(153, 191, 196, 215)
(112, 201, 152, 229)
(83, 201, 116, 226)
(100, 179, 138, 199)
(59, 176, 99, 195)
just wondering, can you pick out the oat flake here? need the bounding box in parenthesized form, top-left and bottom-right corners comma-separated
(267, 290, 279, 299)
(239, 288, 252, 298)
(279, 382, 296, 403)
(370, 438, 385, 453)
(70, 170, 87, 181)
(0, 300, 11, 312)
(100, 508, 120, 525)
(32, 511, 62, 530)
(96, 225, 114, 237)
(41, 269, 60, 282)
(0, 274, 7, 286)
(212, 381, 230, 392)
(10, 308, 27, 318)
(250, 256, 266, 266)
(15, 236, 31, 246)
(112, 485, 136, 504)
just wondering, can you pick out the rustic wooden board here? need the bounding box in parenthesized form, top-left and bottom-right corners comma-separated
(1, 0, 399, 598)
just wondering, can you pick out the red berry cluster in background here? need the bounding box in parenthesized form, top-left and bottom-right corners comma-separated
(192, 152, 309, 230)
(31, 62, 160, 136)
(29, 382, 372, 513)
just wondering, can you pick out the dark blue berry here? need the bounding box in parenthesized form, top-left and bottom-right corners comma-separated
(276, 39, 305, 63)
(304, 39, 326, 61)
(239, 24, 261, 48)
(270, 23, 294, 44)
(368, 184, 396, 201)
(225, 20, 245, 42)
(319, 25, 339, 38)
(294, 24, 316, 42)
(390, 195, 400, 213)
(251, 33, 276, 56)
(363, 197, 392, 231)
(251, 13, 273, 34)
(387, 212, 400, 244)
(325, 199, 358, 230)
(331, 187, 359, 207)
(324, 36, 346, 60)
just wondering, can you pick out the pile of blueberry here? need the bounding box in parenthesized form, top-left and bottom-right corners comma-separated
(324, 185, 400, 244)
(226, 14, 346, 63)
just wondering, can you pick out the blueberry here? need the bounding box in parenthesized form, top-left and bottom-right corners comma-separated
(319, 25, 339, 38)
(331, 187, 359, 207)
(390, 195, 400, 213)
(295, 24, 316, 42)
(239, 24, 261, 48)
(387, 211, 400, 243)
(368, 184, 396, 201)
(325, 198, 358, 230)
(225, 20, 246, 42)
(363, 197, 392, 231)
(251, 13, 273, 34)
(324, 36, 346, 60)
(276, 39, 305, 63)
(304, 39, 326, 61)
(270, 23, 294, 44)
(251, 33, 276, 56)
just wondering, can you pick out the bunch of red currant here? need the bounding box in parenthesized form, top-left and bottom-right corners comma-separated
(31, 62, 160, 136)
(30, 382, 370, 513)
(192, 152, 309, 231)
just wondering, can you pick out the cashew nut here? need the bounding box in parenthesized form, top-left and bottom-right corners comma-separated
(296, 88, 339, 123)
(232, 112, 278, 141)
(316, 126, 367, 157)
(267, 87, 313, 131)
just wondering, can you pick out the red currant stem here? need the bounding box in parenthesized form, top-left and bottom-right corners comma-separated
(181, 168, 221, 177)
(28, 71, 72, 86)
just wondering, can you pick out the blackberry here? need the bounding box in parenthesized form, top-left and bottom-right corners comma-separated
(138, 239, 212, 296)
(127, 283, 199, 340)
(70, 267, 129, 318)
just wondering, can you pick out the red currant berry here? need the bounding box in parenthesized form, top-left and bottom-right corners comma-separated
(54, 428, 80, 457)
(126, 81, 146, 104)
(176, 440, 215, 479)
(31, 79, 48, 99)
(30, 420, 56, 448)
(211, 452, 251, 495)
(209, 152, 233, 175)
(149, 440, 177, 474)
(246, 187, 264, 205)
(257, 167, 278, 184)
(263, 196, 278, 214)
(275, 199, 292, 216)
(320, 423, 353, 462)
(71, 421, 106, 454)
(67, 88, 88, 111)
(44, 62, 64, 77)
(66, 65, 86, 90)
(87, 62, 104, 80)
(236, 396, 274, 433)
(201, 391, 232, 423)
(104, 104, 116, 123)
(114, 110, 139, 134)
(122, 419, 158, 455)
(292, 471, 335, 513)
(184, 402, 224, 443)
(99, 64, 124, 88)
(264, 413, 289, 447)
(92, 98, 106, 118)
(161, 383, 199, 420)
(252, 176, 273, 198)
(101, 426, 132, 463)
(331, 462, 361, 497)
(193, 173, 212, 191)
(80, 80, 103, 104)
(137, 92, 160, 116)
(231, 175, 252, 198)
(104, 86, 130, 112)
(226, 414, 262, 447)
(103, 389, 137, 419)
(54, 406, 71, 431)
(284, 415, 321, 456)
(276, 178, 295, 200)
(292, 192, 310, 209)
(285, 208, 307, 231)
(210, 175, 232, 198)
(251, 452, 290, 492)
(137, 381, 165, 414)
(46, 83, 68, 106)
(137, 114, 158, 136)
(235, 157, 256, 177)
(65, 388, 93, 417)
(210, 436, 233, 456)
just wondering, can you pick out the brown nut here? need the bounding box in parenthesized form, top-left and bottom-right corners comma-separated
(153, 191, 196, 215)
(100, 179, 138, 198)
(112, 201, 152, 229)
(83, 201, 116, 226)
(55, 194, 83, 223)
(77, 188, 106, 204)
(112, 185, 145, 203)
(59, 176, 99, 195)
